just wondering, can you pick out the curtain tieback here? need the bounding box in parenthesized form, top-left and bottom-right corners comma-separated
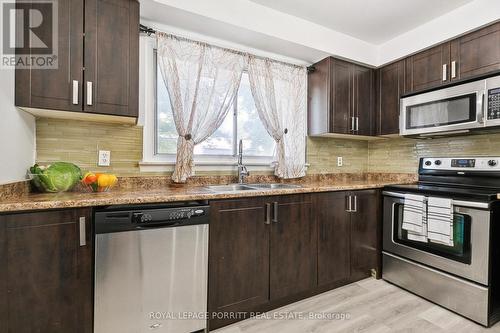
(183, 134, 192, 140)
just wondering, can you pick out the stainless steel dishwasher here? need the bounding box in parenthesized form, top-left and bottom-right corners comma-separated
(94, 201, 209, 333)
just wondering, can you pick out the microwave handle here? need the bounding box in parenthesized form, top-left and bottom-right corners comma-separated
(477, 92, 485, 124)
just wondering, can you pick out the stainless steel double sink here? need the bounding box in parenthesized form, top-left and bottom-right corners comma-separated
(206, 183, 302, 193)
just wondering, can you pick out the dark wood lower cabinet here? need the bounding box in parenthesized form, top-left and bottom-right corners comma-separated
(317, 192, 350, 288)
(208, 197, 270, 329)
(269, 194, 316, 300)
(209, 190, 381, 330)
(350, 190, 381, 281)
(0, 208, 92, 333)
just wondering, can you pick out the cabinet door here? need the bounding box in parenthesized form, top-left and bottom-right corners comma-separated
(84, 0, 139, 117)
(308, 57, 332, 136)
(269, 194, 316, 300)
(331, 59, 352, 134)
(15, 0, 83, 111)
(376, 60, 405, 135)
(208, 197, 270, 330)
(405, 44, 450, 93)
(0, 209, 92, 333)
(316, 192, 350, 288)
(353, 65, 374, 136)
(350, 190, 381, 281)
(451, 22, 500, 81)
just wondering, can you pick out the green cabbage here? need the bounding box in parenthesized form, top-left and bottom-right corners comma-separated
(29, 162, 82, 192)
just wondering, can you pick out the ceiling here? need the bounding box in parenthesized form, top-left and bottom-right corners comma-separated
(250, 0, 474, 44)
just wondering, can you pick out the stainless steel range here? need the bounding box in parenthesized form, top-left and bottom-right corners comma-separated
(382, 157, 500, 326)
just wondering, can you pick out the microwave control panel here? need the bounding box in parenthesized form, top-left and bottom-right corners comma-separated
(488, 87, 500, 120)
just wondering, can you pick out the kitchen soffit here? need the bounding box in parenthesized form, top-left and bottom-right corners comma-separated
(249, 0, 474, 44)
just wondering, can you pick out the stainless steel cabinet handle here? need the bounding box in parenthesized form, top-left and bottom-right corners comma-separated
(79, 217, 86, 246)
(346, 195, 352, 212)
(451, 61, 457, 79)
(72, 80, 79, 105)
(351, 117, 355, 132)
(355, 117, 359, 132)
(442, 64, 447, 81)
(265, 203, 271, 225)
(86, 81, 93, 106)
(353, 195, 358, 212)
(272, 202, 278, 223)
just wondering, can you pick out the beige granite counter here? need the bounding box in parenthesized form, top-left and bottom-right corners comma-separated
(0, 174, 416, 213)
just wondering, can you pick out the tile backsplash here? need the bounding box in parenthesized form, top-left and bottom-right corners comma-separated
(36, 119, 369, 176)
(368, 133, 500, 173)
(35, 118, 500, 177)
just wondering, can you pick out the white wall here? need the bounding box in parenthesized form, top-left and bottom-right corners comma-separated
(378, 0, 500, 65)
(143, 0, 500, 67)
(0, 67, 36, 184)
(142, 0, 377, 65)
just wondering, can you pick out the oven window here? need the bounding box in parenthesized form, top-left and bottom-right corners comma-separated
(393, 203, 472, 264)
(406, 93, 476, 129)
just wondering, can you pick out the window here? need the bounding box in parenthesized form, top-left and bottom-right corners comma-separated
(155, 61, 276, 161)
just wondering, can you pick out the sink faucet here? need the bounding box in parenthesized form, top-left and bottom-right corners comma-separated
(237, 140, 249, 184)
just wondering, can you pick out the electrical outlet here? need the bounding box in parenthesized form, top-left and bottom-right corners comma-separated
(337, 156, 343, 167)
(98, 150, 111, 166)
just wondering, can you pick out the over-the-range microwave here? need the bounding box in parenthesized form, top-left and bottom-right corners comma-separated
(400, 75, 500, 137)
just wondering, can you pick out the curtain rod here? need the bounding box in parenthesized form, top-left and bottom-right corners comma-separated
(139, 23, 309, 70)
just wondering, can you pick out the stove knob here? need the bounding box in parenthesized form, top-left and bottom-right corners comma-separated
(488, 160, 498, 167)
(434, 160, 442, 166)
(424, 161, 432, 166)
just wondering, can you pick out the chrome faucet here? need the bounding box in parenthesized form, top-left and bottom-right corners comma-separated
(237, 140, 249, 184)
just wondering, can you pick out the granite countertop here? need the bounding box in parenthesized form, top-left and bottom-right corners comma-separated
(0, 177, 416, 213)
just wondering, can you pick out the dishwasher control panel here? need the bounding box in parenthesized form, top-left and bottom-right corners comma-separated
(95, 203, 210, 233)
(132, 208, 207, 224)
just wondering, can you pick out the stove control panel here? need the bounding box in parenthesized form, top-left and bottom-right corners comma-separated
(421, 157, 500, 171)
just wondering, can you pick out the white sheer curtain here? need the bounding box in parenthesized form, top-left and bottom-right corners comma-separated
(247, 56, 307, 179)
(156, 34, 246, 183)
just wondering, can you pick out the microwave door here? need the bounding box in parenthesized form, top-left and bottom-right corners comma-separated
(400, 79, 486, 136)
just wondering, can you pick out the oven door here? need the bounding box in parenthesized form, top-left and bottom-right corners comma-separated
(382, 193, 491, 285)
(400, 79, 485, 136)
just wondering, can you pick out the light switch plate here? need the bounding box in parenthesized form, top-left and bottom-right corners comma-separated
(337, 156, 343, 167)
(98, 150, 111, 166)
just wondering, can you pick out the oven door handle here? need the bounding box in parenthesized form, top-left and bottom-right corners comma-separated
(382, 191, 490, 209)
(390, 201, 398, 245)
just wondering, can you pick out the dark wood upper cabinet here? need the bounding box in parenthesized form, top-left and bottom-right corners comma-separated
(269, 194, 316, 300)
(350, 190, 381, 281)
(450, 22, 500, 81)
(405, 43, 450, 92)
(316, 192, 350, 288)
(84, 0, 139, 117)
(0, 208, 92, 333)
(308, 57, 374, 137)
(402, 22, 500, 94)
(331, 59, 352, 134)
(208, 197, 270, 330)
(16, 0, 139, 119)
(15, 0, 83, 111)
(376, 60, 405, 136)
(353, 65, 374, 136)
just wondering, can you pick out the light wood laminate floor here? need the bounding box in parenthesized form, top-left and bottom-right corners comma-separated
(214, 278, 500, 333)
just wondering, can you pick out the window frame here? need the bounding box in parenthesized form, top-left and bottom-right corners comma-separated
(139, 40, 276, 172)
